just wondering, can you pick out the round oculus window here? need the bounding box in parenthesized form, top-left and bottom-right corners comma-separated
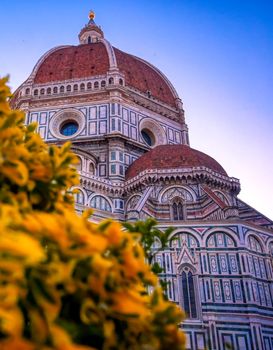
(60, 121, 79, 136)
(141, 129, 155, 146)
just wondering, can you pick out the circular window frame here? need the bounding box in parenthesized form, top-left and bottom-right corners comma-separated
(60, 120, 79, 137)
(139, 118, 167, 148)
(49, 108, 85, 140)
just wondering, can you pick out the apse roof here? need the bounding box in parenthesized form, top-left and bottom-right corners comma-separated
(126, 144, 228, 180)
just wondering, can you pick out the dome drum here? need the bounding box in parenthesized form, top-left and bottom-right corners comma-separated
(13, 39, 183, 121)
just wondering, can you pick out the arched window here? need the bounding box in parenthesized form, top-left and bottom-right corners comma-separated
(89, 162, 95, 175)
(25, 88, 30, 95)
(75, 189, 84, 205)
(248, 235, 263, 253)
(34, 89, 38, 96)
(181, 268, 197, 319)
(88, 36, 91, 44)
(53, 86, 58, 94)
(90, 196, 111, 212)
(101, 80, 106, 88)
(60, 85, 65, 93)
(47, 87, 51, 95)
(73, 84, 78, 91)
(87, 82, 92, 90)
(66, 85, 71, 92)
(75, 156, 82, 171)
(206, 232, 236, 248)
(119, 78, 123, 86)
(80, 83, 85, 91)
(40, 88, 45, 95)
(269, 242, 273, 257)
(172, 201, 184, 220)
(109, 77, 114, 85)
(94, 81, 99, 89)
(171, 232, 199, 250)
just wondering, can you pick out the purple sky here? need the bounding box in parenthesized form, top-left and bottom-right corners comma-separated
(1, 0, 273, 219)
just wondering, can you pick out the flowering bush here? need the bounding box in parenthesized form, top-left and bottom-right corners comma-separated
(0, 77, 185, 350)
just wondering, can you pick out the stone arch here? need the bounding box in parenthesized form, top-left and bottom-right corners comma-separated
(71, 148, 98, 174)
(89, 194, 113, 212)
(202, 227, 239, 248)
(159, 185, 195, 203)
(75, 155, 83, 171)
(169, 228, 201, 248)
(266, 239, 273, 256)
(205, 231, 237, 248)
(88, 160, 96, 175)
(125, 194, 141, 211)
(245, 232, 265, 253)
(72, 186, 88, 206)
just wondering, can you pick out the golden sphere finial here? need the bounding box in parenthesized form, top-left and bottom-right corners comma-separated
(89, 10, 95, 20)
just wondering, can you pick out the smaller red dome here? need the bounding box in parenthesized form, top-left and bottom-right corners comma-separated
(125, 145, 227, 180)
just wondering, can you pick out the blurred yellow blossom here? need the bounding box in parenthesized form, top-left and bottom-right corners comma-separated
(0, 77, 185, 350)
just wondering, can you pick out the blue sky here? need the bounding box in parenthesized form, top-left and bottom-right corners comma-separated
(1, 0, 273, 218)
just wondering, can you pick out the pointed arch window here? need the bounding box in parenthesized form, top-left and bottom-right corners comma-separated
(181, 268, 197, 319)
(172, 201, 184, 220)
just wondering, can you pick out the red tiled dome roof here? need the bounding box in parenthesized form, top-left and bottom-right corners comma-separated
(34, 43, 109, 84)
(113, 48, 176, 107)
(33, 43, 177, 108)
(126, 145, 227, 180)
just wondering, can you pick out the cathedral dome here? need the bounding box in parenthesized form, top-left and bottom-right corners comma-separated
(126, 145, 227, 180)
(32, 44, 177, 108)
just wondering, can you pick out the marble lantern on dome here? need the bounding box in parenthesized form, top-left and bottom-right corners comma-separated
(12, 12, 273, 350)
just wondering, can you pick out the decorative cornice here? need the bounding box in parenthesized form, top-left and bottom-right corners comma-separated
(124, 167, 240, 193)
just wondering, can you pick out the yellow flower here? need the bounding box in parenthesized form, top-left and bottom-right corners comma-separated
(0, 77, 186, 350)
(0, 260, 24, 281)
(0, 307, 24, 337)
(28, 308, 49, 344)
(50, 325, 96, 350)
(0, 284, 20, 308)
(1, 160, 29, 186)
(112, 289, 150, 318)
(0, 337, 35, 350)
(105, 221, 123, 246)
(0, 230, 44, 265)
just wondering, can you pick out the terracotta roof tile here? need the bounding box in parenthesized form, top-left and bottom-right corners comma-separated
(34, 43, 109, 84)
(125, 145, 227, 180)
(114, 48, 176, 108)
